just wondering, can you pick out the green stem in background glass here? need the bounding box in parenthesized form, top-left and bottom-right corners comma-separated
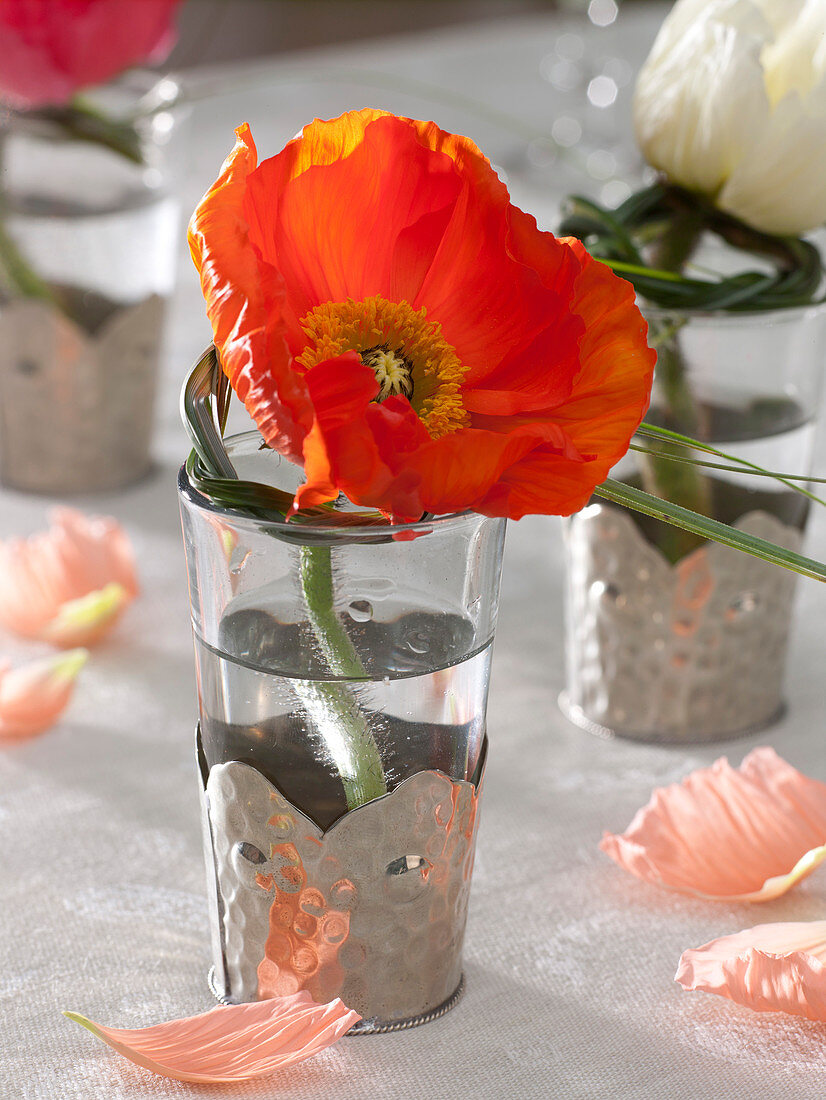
(630, 443, 826, 507)
(637, 209, 712, 563)
(635, 422, 826, 505)
(640, 325, 713, 551)
(30, 95, 145, 165)
(0, 211, 91, 327)
(0, 95, 144, 319)
(0, 216, 58, 304)
(298, 544, 388, 810)
(0, 130, 55, 305)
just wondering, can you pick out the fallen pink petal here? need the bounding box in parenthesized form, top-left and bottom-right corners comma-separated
(676, 922, 826, 1022)
(0, 508, 138, 647)
(63, 992, 360, 1083)
(600, 747, 826, 901)
(0, 650, 87, 741)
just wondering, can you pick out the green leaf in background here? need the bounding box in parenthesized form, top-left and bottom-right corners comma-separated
(559, 183, 826, 311)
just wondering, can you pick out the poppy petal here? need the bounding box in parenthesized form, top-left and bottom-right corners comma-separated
(468, 242, 655, 518)
(0, 0, 181, 110)
(474, 448, 602, 519)
(188, 124, 312, 461)
(0, 509, 137, 646)
(407, 424, 574, 516)
(0, 649, 87, 741)
(435, 234, 653, 516)
(415, 180, 584, 389)
(539, 240, 655, 480)
(675, 922, 826, 1022)
(49, 508, 138, 598)
(244, 111, 466, 329)
(295, 360, 428, 521)
(600, 747, 826, 901)
(294, 352, 380, 511)
(63, 993, 360, 1083)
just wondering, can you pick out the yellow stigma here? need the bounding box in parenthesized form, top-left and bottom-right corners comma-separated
(297, 295, 469, 438)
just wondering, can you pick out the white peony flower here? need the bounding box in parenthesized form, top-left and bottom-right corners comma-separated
(633, 0, 826, 236)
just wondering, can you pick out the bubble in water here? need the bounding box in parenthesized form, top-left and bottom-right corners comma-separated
(348, 599, 373, 622)
(363, 578, 395, 601)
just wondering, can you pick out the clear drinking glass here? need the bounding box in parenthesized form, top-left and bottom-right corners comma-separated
(179, 434, 506, 1027)
(180, 434, 506, 828)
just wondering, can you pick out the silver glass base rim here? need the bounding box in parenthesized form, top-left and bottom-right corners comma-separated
(558, 691, 787, 745)
(347, 975, 465, 1034)
(207, 967, 464, 1034)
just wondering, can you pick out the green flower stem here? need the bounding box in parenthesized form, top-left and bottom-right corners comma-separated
(637, 210, 712, 562)
(33, 96, 145, 165)
(0, 97, 143, 316)
(639, 332, 713, 561)
(299, 545, 368, 679)
(0, 216, 58, 304)
(0, 131, 57, 305)
(184, 353, 386, 811)
(298, 544, 387, 810)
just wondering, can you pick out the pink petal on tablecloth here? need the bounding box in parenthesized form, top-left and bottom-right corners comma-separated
(0, 650, 87, 741)
(64, 992, 360, 1083)
(600, 747, 826, 901)
(676, 922, 826, 1022)
(0, 508, 138, 646)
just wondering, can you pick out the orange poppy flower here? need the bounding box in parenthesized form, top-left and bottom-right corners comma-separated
(189, 110, 655, 520)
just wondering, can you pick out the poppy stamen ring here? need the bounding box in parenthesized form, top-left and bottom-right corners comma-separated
(297, 295, 470, 438)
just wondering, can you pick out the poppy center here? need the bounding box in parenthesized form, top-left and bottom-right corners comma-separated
(297, 295, 469, 438)
(360, 344, 414, 401)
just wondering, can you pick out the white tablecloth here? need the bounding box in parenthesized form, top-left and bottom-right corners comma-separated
(3, 6, 826, 1097)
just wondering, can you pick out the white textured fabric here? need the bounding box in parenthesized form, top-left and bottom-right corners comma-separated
(2, 7, 826, 1097)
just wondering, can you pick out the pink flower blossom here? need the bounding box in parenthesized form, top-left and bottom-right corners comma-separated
(0, 0, 182, 110)
(0, 508, 138, 647)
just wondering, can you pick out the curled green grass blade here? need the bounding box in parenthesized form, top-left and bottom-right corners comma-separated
(182, 347, 387, 527)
